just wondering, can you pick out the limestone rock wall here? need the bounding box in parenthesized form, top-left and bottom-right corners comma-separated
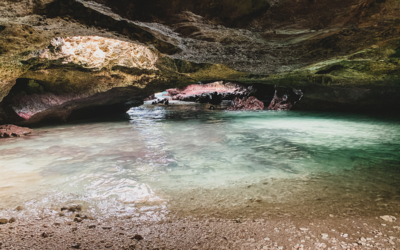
(0, 0, 400, 124)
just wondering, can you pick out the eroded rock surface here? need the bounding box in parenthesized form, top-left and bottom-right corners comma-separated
(167, 81, 254, 104)
(0, 0, 400, 124)
(0, 124, 33, 138)
(228, 96, 265, 111)
(268, 87, 303, 111)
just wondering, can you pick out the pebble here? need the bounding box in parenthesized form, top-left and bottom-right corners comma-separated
(74, 217, 83, 223)
(380, 215, 396, 222)
(88, 224, 96, 229)
(132, 234, 144, 241)
(41, 232, 49, 238)
(61, 204, 82, 213)
(102, 226, 112, 230)
(0, 219, 8, 224)
(72, 243, 81, 249)
(9, 217, 16, 223)
(15, 206, 24, 211)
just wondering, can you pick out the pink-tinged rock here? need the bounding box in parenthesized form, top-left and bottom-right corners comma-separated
(166, 81, 254, 104)
(228, 96, 264, 111)
(268, 87, 303, 111)
(0, 124, 33, 138)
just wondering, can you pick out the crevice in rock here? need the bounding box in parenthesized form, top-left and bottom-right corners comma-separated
(268, 86, 303, 111)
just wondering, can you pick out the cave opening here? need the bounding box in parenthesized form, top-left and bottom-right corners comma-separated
(2, 0, 400, 245)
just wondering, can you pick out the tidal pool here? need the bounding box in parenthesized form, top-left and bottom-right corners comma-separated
(1, 103, 400, 220)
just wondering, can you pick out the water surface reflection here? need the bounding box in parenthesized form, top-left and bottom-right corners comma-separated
(1, 103, 400, 219)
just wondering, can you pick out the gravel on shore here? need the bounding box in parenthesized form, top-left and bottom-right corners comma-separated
(1, 212, 399, 249)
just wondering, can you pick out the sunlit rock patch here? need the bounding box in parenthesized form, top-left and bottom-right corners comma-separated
(166, 81, 255, 104)
(38, 36, 159, 70)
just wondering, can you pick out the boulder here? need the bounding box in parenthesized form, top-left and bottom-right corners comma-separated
(0, 124, 33, 138)
(268, 87, 303, 111)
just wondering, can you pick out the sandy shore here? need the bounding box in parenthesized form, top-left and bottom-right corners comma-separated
(1, 211, 399, 249)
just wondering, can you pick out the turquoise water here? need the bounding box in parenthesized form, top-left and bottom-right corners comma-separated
(1, 103, 400, 219)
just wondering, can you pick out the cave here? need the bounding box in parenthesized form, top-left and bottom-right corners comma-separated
(1, 0, 400, 248)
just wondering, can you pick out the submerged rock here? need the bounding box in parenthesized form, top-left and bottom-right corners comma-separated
(0, 124, 32, 138)
(228, 96, 264, 111)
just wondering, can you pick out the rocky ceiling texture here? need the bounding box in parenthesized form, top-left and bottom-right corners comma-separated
(0, 0, 400, 124)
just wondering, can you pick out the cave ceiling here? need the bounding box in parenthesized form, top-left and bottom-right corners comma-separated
(0, 0, 400, 123)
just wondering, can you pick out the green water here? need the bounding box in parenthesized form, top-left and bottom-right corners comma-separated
(0, 103, 399, 219)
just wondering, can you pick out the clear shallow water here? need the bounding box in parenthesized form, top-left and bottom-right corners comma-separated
(1, 104, 400, 219)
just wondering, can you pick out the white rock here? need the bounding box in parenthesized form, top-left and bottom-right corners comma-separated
(380, 215, 396, 222)
(321, 233, 328, 239)
(299, 228, 308, 231)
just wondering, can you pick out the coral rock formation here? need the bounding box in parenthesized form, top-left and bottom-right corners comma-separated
(228, 96, 265, 111)
(167, 81, 254, 104)
(0, 124, 33, 138)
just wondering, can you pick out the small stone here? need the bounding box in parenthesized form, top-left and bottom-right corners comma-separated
(0, 219, 8, 224)
(102, 226, 112, 230)
(105, 243, 113, 248)
(15, 206, 24, 211)
(132, 234, 144, 241)
(41, 232, 48, 238)
(380, 215, 396, 222)
(299, 228, 308, 231)
(9, 217, 16, 223)
(321, 233, 328, 239)
(74, 217, 83, 223)
(61, 204, 82, 213)
(72, 243, 81, 249)
(88, 224, 96, 229)
(54, 221, 61, 226)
